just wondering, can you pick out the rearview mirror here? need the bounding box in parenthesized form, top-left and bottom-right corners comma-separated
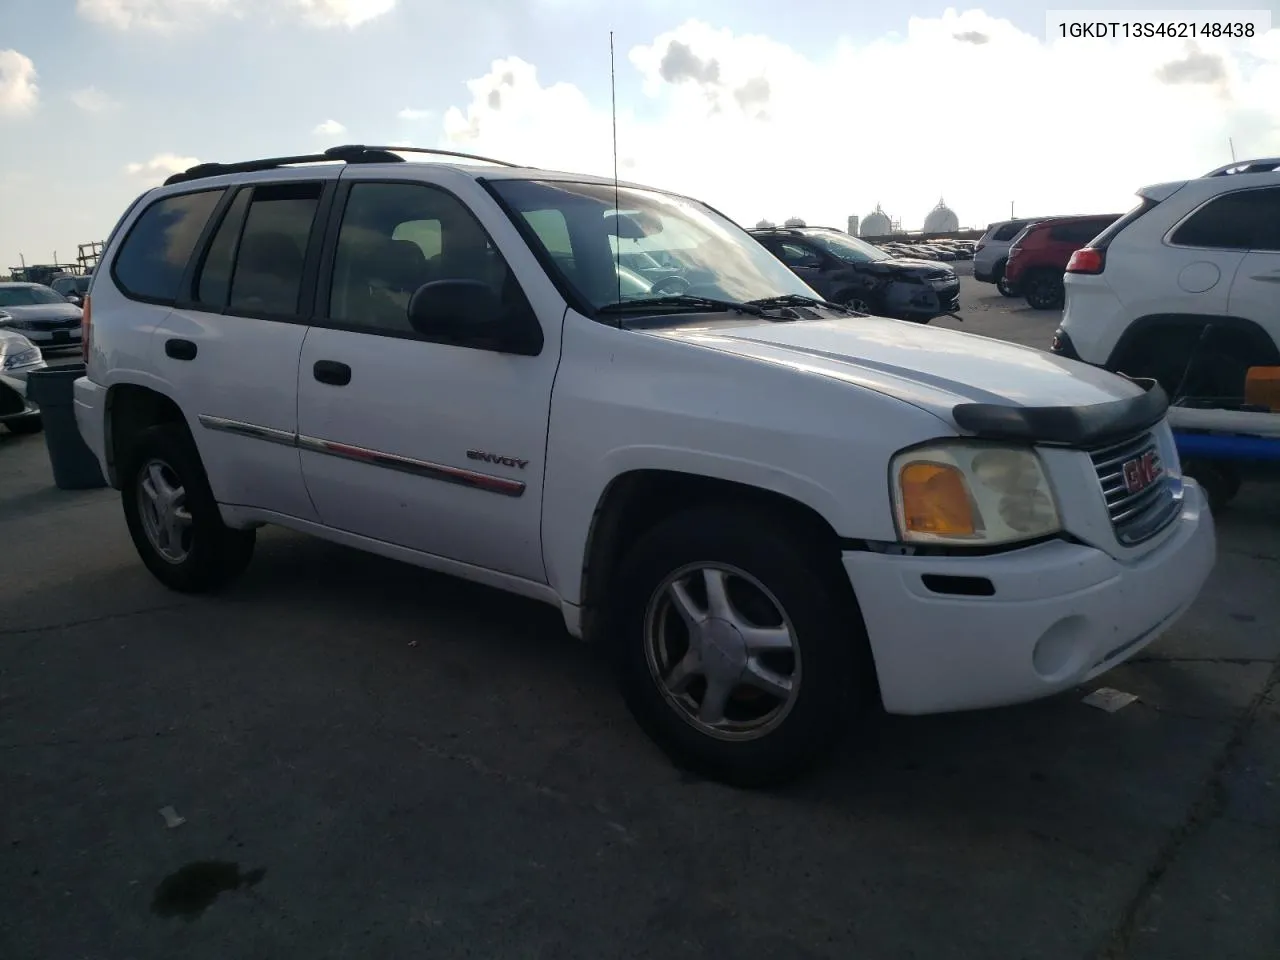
(407, 280, 542, 355)
(605, 211, 663, 239)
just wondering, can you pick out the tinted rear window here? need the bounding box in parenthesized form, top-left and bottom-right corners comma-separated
(1049, 218, 1116, 244)
(993, 221, 1029, 241)
(112, 189, 224, 302)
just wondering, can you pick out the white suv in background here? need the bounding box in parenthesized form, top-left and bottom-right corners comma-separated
(74, 145, 1215, 786)
(973, 218, 1042, 296)
(1055, 158, 1280, 399)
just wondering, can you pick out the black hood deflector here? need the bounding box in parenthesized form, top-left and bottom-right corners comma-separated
(951, 379, 1169, 448)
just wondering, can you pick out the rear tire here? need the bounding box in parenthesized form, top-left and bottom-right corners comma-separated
(994, 261, 1015, 297)
(4, 415, 42, 435)
(1024, 271, 1064, 310)
(121, 423, 255, 593)
(607, 505, 868, 787)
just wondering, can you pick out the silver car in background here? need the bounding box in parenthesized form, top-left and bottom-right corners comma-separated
(0, 282, 84, 351)
(0, 329, 46, 435)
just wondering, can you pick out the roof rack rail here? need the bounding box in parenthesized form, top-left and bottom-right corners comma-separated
(163, 144, 522, 186)
(1202, 157, 1280, 178)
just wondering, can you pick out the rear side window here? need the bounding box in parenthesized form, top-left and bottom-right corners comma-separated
(194, 189, 251, 308)
(1170, 190, 1271, 250)
(227, 182, 323, 318)
(1049, 219, 1113, 244)
(993, 221, 1027, 241)
(111, 189, 224, 302)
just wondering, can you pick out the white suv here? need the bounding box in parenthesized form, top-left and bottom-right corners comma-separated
(73, 145, 1216, 785)
(1056, 158, 1280, 398)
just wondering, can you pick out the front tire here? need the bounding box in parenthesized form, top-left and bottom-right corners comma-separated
(608, 505, 868, 787)
(121, 423, 255, 593)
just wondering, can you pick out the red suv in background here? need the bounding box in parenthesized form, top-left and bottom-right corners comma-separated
(1004, 213, 1121, 310)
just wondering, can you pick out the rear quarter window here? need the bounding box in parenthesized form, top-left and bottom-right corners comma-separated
(111, 189, 225, 303)
(993, 221, 1027, 241)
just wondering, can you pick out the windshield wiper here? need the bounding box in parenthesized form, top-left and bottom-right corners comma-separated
(744, 294, 852, 313)
(597, 295, 765, 317)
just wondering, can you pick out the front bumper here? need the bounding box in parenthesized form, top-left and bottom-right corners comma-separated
(22, 327, 82, 348)
(843, 481, 1215, 715)
(0, 371, 41, 421)
(885, 280, 961, 319)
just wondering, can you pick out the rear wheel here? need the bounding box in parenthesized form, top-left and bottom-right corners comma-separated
(1024, 271, 1064, 310)
(121, 423, 255, 593)
(839, 290, 877, 314)
(608, 505, 868, 787)
(994, 261, 1015, 297)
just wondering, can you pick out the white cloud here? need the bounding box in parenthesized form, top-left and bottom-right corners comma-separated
(70, 86, 120, 114)
(314, 118, 347, 135)
(398, 107, 433, 120)
(76, 0, 393, 31)
(0, 50, 38, 117)
(125, 152, 200, 186)
(439, 14, 1280, 230)
(292, 0, 395, 28)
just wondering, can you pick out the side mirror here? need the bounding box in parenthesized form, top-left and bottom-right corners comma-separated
(406, 280, 542, 355)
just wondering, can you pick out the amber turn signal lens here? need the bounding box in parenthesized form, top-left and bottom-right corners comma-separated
(899, 462, 976, 536)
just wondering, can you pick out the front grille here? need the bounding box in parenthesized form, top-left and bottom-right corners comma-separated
(28, 317, 81, 331)
(1089, 431, 1181, 545)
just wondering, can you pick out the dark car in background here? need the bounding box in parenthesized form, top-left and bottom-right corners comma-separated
(50, 274, 92, 306)
(749, 226, 960, 322)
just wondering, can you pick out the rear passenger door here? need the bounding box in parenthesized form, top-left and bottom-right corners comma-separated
(1226, 187, 1280, 334)
(153, 168, 340, 520)
(759, 239, 832, 296)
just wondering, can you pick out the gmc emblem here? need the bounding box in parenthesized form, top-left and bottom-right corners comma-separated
(1122, 451, 1159, 494)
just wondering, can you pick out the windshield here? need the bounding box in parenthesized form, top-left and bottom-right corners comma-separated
(489, 179, 817, 311)
(0, 285, 68, 306)
(52, 277, 90, 294)
(804, 231, 892, 264)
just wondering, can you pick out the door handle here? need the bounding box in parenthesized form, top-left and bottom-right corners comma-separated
(313, 360, 352, 386)
(1251, 274, 1280, 283)
(165, 338, 197, 361)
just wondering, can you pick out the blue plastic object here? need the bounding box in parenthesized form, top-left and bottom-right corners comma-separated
(1173, 431, 1280, 462)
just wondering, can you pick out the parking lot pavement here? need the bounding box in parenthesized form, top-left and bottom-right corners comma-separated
(2, 314, 1277, 960)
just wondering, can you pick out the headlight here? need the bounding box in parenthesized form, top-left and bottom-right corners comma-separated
(890, 441, 1061, 546)
(0, 311, 11, 323)
(0, 335, 41, 369)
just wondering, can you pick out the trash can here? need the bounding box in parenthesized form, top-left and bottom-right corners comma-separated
(26, 365, 107, 491)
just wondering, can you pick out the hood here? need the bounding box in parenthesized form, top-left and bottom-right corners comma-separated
(868, 258, 955, 279)
(1, 303, 82, 321)
(642, 313, 1146, 430)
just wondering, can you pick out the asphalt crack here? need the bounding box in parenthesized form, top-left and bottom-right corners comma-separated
(1097, 657, 1280, 959)
(0, 601, 194, 637)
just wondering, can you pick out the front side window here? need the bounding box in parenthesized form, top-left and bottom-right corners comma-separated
(328, 181, 522, 338)
(805, 231, 892, 264)
(112, 189, 225, 302)
(489, 179, 816, 312)
(227, 183, 322, 317)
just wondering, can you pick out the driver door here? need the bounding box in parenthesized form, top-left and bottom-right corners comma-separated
(759, 239, 833, 297)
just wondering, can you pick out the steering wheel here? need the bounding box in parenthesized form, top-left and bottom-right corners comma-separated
(651, 275, 691, 296)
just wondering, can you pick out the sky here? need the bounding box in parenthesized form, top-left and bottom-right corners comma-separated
(1, 0, 1279, 270)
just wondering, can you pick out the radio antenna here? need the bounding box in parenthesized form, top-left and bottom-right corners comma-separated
(610, 31, 622, 305)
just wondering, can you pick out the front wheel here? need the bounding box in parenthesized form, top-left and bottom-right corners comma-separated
(609, 505, 868, 787)
(121, 423, 255, 593)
